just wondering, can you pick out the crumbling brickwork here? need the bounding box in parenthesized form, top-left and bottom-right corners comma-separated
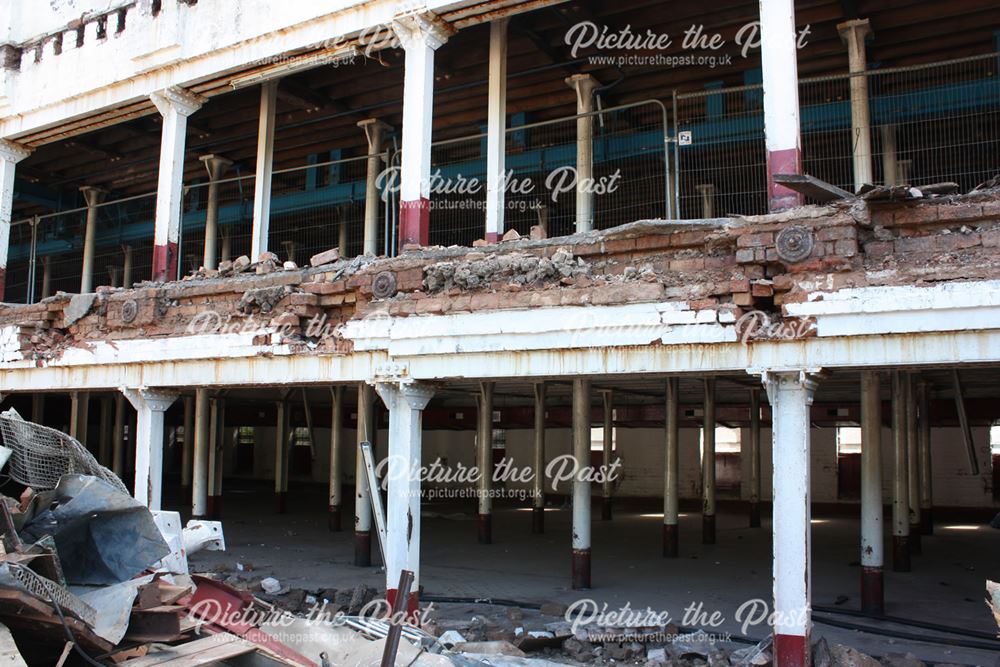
(2, 191, 1000, 363)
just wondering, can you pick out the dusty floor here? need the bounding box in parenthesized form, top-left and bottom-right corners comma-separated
(176, 481, 1000, 665)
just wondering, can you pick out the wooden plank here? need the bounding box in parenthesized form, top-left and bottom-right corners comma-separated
(120, 634, 256, 666)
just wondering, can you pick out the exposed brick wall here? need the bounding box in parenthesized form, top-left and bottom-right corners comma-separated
(3, 191, 1000, 362)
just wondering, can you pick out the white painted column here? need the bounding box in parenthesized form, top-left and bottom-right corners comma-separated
(892, 371, 911, 571)
(213, 397, 225, 518)
(759, 0, 804, 211)
(860, 370, 884, 614)
(0, 139, 31, 302)
(192, 387, 210, 518)
(663, 377, 679, 557)
(477, 381, 494, 543)
(70, 391, 90, 446)
(916, 380, 933, 534)
(748, 388, 762, 528)
(150, 87, 204, 282)
(329, 385, 344, 531)
(838, 19, 873, 192)
(40, 256, 52, 299)
(532, 382, 546, 534)
(392, 14, 451, 248)
(355, 383, 376, 566)
(177, 394, 193, 497)
(571, 377, 591, 589)
(485, 17, 509, 243)
(251, 81, 278, 260)
(199, 154, 232, 270)
(121, 244, 133, 289)
(79, 186, 106, 293)
(274, 398, 288, 514)
(763, 370, 819, 667)
(702, 378, 716, 544)
(600, 389, 613, 520)
(31, 394, 44, 424)
(374, 380, 433, 617)
(358, 119, 391, 256)
(565, 74, 599, 233)
(881, 125, 899, 186)
(122, 388, 178, 510)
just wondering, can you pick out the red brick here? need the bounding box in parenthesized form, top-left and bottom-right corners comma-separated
(733, 292, 755, 306)
(603, 239, 636, 254)
(670, 259, 705, 271)
(937, 204, 983, 221)
(981, 229, 1000, 248)
(751, 283, 774, 297)
(772, 274, 794, 291)
(816, 226, 856, 242)
(735, 249, 755, 263)
(833, 239, 859, 257)
(863, 241, 893, 257)
(736, 231, 774, 248)
(634, 235, 673, 251)
(893, 206, 938, 226)
(730, 279, 751, 293)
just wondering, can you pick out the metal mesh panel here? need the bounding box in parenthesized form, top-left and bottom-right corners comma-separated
(0, 409, 128, 495)
(674, 52, 1000, 218)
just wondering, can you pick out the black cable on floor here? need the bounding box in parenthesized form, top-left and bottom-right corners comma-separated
(813, 604, 997, 641)
(812, 614, 1000, 651)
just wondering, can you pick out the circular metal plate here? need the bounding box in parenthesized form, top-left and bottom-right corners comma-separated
(372, 271, 398, 299)
(121, 299, 138, 323)
(775, 226, 815, 264)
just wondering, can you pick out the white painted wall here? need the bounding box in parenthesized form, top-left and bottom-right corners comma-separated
(207, 424, 997, 509)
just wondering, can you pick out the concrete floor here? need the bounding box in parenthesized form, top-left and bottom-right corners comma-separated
(181, 482, 1000, 665)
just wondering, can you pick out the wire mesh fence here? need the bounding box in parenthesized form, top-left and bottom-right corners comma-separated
(426, 100, 671, 247)
(674, 51, 1000, 218)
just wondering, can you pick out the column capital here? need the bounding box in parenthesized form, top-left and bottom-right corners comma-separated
(0, 138, 31, 163)
(565, 73, 600, 104)
(121, 387, 179, 412)
(357, 118, 393, 146)
(375, 379, 434, 411)
(837, 18, 872, 44)
(199, 154, 233, 180)
(759, 369, 824, 405)
(150, 86, 206, 118)
(79, 185, 108, 207)
(392, 12, 454, 52)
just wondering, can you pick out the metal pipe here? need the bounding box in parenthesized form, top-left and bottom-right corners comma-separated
(860, 371, 884, 614)
(838, 19, 874, 192)
(199, 155, 232, 270)
(702, 378, 716, 544)
(358, 119, 390, 256)
(601, 389, 613, 521)
(192, 387, 210, 518)
(532, 382, 546, 534)
(663, 377, 679, 557)
(571, 377, 591, 589)
(748, 388, 762, 528)
(477, 381, 494, 544)
(329, 385, 344, 531)
(566, 74, 598, 233)
(891, 371, 910, 572)
(916, 380, 933, 535)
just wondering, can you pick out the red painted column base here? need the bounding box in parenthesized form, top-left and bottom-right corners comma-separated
(749, 501, 761, 528)
(531, 507, 544, 534)
(275, 491, 287, 514)
(399, 198, 430, 248)
(571, 548, 591, 590)
(484, 231, 499, 243)
(151, 241, 178, 283)
(767, 148, 805, 212)
(211, 495, 222, 520)
(0, 266, 6, 302)
(328, 505, 342, 532)
(355, 530, 372, 567)
(860, 566, 884, 615)
(702, 513, 716, 545)
(773, 633, 809, 667)
(601, 496, 612, 521)
(385, 588, 420, 623)
(662, 523, 678, 558)
(477, 513, 492, 544)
